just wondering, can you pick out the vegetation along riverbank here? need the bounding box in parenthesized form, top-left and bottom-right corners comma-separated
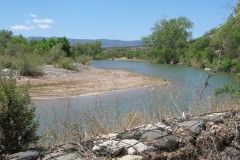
(96, 3, 240, 73)
(0, 1, 240, 159)
(1, 2, 240, 74)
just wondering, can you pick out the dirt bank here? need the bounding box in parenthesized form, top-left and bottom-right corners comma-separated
(17, 64, 170, 99)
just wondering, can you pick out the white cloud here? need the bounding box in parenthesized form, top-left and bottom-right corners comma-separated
(10, 25, 34, 30)
(33, 19, 53, 24)
(38, 24, 50, 29)
(29, 14, 37, 18)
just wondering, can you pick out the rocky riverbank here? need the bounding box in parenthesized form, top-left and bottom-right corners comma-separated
(5, 109, 240, 160)
(17, 64, 169, 99)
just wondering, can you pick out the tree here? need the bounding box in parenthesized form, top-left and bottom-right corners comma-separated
(207, 1, 240, 72)
(34, 39, 49, 54)
(142, 16, 193, 64)
(56, 37, 71, 56)
(71, 41, 102, 59)
(0, 74, 39, 153)
(0, 30, 13, 47)
(0, 30, 13, 54)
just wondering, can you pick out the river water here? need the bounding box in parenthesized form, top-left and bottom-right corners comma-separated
(34, 60, 239, 131)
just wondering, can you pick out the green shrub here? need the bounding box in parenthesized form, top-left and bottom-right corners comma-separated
(75, 55, 92, 65)
(56, 57, 78, 71)
(230, 59, 240, 73)
(214, 84, 240, 101)
(0, 55, 15, 69)
(235, 63, 240, 72)
(15, 53, 44, 77)
(95, 52, 113, 60)
(220, 58, 232, 71)
(0, 74, 39, 153)
(45, 44, 67, 65)
(0, 57, 4, 70)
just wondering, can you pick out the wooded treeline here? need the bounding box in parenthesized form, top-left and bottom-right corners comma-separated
(1, 2, 240, 74)
(0, 32, 102, 76)
(100, 2, 240, 73)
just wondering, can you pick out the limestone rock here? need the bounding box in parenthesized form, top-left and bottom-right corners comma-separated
(93, 139, 149, 156)
(178, 120, 206, 135)
(8, 150, 41, 160)
(117, 155, 143, 160)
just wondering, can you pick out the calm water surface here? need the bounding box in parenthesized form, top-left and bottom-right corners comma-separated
(35, 60, 238, 131)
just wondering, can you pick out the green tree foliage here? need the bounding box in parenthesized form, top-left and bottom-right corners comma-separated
(142, 16, 193, 64)
(0, 30, 13, 50)
(0, 75, 38, 153)
(71, 41, 102, 59)
(46, 43, 67, 64)
(56, 37, 71, 56)
(207, 2, 240, 72)
(34, 39, 49, 54)
(34, 37, 70, 56)
(95, 47, 153, 61)
(0, 30, 99, 76)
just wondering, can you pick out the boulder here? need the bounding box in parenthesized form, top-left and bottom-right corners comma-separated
(93, 139, 149, 156)
(121, 139, 149, 155)
(93, 140, 124, 156)
(178, 120, 206, 135)
(117, 130, 142, 140)
(140, 130, 169, 140)
(8, 150, 41, 160)
(199, 113, 224, 124)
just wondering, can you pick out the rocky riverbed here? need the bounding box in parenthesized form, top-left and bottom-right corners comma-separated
(5, 109, 240, 160)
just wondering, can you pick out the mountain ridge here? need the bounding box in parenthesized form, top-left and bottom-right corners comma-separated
(27, 37, 143, 48)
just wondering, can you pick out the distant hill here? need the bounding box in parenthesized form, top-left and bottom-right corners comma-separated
(27, 37, 143, 48)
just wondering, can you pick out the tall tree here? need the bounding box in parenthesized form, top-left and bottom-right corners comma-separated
(56, 37, 71, 56)
(142, 17, 193, 64)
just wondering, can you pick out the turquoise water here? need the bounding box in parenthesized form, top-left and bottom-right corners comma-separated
(35, 60, 239, 131)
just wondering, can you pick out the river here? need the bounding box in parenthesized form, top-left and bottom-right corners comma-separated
(34, 60, 239, 132)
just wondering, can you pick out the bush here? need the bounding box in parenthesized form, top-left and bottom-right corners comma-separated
(0, 74, 39, 153)
(95, 52, 112, 60)
(75, 55, 92, 65)
(235, 63, 240, 72)
(15, 53, 44, 77)
(220, 58, 232, 71)
(0, 55, 15, 69)
(0, 57, 4, 70)
(230, 59, 240, 73)
(55, 57, 78, 71)
(45, 44, 66, 65)
(214, 84, 240, 101)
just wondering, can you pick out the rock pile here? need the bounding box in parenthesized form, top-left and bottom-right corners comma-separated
(5, 109, 240, 160)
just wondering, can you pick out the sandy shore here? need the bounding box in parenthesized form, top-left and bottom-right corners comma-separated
(17, 65, 170, 99)
(111, 57, 146, 62)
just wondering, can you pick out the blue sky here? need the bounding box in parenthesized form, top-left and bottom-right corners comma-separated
(0, 0, 237, 40)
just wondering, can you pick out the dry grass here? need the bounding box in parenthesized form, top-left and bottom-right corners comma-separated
(36, 84, 240, 149)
